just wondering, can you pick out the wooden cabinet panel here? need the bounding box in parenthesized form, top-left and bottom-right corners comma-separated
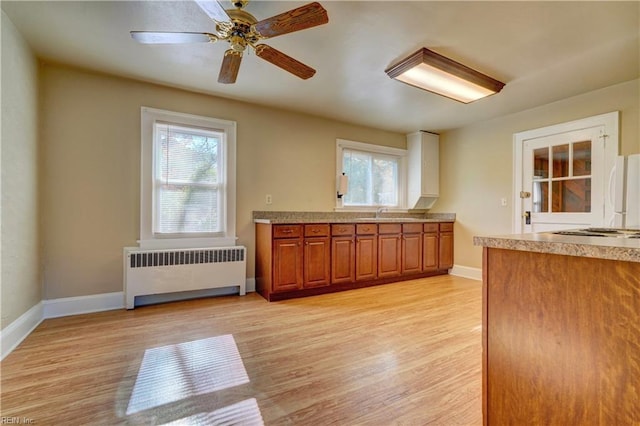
(483, 248, 640, 425)
(331, 236, 355, 284)
(403, 223, 423, 234)
(273, 224, 302, 238)
(439, 222, 454, 232)
(356, 223, 377, 235)
(332, 224, 355, 236)
(273, 238, 303, 292)
(378, 234, 401, 278)
(423, 223, 439, 233)
(439, 231, 454, 269)
(423, 232, 438, 271)
(304, 224, 329, 237)
(379, 223, 402, 234)
(355, 235, 377, 281)
(402, 232, 422, 274)
(304, 237, 330, 288)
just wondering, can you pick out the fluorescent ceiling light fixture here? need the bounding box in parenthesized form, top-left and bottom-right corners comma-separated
(385, 48, 505, 103)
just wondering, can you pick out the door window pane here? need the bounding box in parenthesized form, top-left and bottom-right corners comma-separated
(552, 178, 591, 212)
(573, 141, 591, 177)
(532, 181, 549, 213)
(552, 144, 570, 178)
(533, 147, 549, 179)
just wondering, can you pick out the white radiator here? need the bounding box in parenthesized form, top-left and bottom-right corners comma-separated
(123, 246, 246, 309)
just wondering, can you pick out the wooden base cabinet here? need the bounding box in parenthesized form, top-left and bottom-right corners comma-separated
(272, 226, 303, 292)
(423, 223, 439, 271)
(402, 223, 423, 274)
(378, 223, 402, 278)
(482, 248, 640, 425)
(303, 224, 330, 288)
(438, 222, 454, 270)
(355, 224, 377, 281)
(256, 221, 454, 301)
(331, 224, 356, 284)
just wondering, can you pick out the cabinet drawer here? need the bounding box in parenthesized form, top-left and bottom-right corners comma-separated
(378, 223, 402, 234)
(273, 224, 302, 238)
(440, 222, 454, 232)
(332, 224, 355, 236)
(403, 223, 423, 234)
(424, 223, 439, 233)
(356, 224, 377, 235)
(305, 224, 330, 237)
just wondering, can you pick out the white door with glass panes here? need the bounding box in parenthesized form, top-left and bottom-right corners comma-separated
(515, 112, 618, 233)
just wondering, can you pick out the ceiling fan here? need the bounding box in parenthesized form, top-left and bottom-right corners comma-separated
(131, 0, 329, 84)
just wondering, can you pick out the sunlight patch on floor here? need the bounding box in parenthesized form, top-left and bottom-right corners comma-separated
(126, 335, 250, 415)
(159, 398, 264, 425)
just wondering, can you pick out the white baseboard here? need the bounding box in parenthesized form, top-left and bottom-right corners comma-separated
(43, 292, 125, 319)
(1, 302, 43, 361)
(449, 265, 482, 281)
(1, 279, 256, 359)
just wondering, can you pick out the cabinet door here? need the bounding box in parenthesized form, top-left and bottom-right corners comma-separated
(304, 237, 330, 288)
(355, 235, 377, 281)
(438, 232, 454, 269)
(331, 236, 355, 284)
(378, 234, 401, 278)
(273, 238, 303, 292)
(402, 233, 423, 274)
(423, 232, 438, 271)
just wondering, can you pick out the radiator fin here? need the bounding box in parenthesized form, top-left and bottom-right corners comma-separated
(129, 248, 245, 269)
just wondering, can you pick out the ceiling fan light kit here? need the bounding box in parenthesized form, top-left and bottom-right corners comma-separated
(385, 47, 505, 103)
(131, 0, 328, 84)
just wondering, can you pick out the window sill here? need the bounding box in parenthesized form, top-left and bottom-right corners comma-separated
(137, 237, 238, 250)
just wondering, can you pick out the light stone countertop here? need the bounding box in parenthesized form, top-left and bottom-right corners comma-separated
(253, 211, 455, 224)
(474, 231, 640, 263)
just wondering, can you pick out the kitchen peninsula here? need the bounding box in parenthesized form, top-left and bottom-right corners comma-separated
(474, 231, 640, 425)
(254, 211, 455, 301)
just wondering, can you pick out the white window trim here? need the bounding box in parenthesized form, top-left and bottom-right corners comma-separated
(335, 138, 408, 211)
(139, 107, 237, 249)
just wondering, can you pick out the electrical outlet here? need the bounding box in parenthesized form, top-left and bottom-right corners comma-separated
(501, 197, 508, 207)
(266, 194, 272, 205)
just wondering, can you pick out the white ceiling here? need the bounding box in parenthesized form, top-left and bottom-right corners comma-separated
(2, 1, 639, 134)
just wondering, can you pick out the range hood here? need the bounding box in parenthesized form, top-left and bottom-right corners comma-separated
(407, 131, 439, 210)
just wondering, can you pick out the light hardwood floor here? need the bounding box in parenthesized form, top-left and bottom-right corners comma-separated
(1, 275, 482, 425)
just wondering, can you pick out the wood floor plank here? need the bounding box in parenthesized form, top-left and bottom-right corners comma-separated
(1, 275, 482, 425)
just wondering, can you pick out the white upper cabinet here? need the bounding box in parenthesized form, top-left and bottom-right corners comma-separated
(407, 131, 439, 209)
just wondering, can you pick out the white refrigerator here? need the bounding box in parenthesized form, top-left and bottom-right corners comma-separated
(611, 153, 640, 228)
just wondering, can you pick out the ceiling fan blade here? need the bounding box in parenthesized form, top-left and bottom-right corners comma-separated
(253, 2, 328, 38)
(193, 0, 230, 22)
(255, 44, 316, 80)
(218, 49, 243, 84)
(131, 31, 216, 44)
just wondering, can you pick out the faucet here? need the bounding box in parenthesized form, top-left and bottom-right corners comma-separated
(375, 207, 387, 218)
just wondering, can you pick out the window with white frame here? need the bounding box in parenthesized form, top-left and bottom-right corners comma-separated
(140, 107, 237, 249)
(336, 139, 406, 209)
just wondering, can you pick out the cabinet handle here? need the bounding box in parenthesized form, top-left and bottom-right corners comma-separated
(282, 229, 293, 234)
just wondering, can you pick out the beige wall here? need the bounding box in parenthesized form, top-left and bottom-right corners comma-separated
(434, 79, 640, 269)
(8, 35, 639, 307)
(1, 12, 42, 328)
(39, 63, 404, 299)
